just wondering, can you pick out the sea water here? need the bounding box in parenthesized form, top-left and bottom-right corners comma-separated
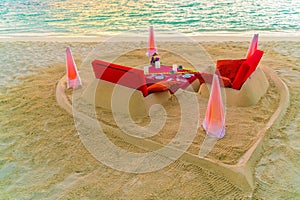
(0, 0, 299, 37)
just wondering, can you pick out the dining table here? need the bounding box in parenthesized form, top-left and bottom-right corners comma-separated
(144, 65, 197, 93)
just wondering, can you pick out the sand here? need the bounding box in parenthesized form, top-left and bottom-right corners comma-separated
(0, 39, 299, 199)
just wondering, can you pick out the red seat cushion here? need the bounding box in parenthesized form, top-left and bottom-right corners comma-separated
(219, 76, 232, 88)
(92, 60, 149, 97)
(216, 59, 246, 83)
(195, 72, 232, 88)
(147, 81, 181, 93)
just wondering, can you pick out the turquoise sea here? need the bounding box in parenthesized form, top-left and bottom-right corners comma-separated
(0, 0, 300, 37)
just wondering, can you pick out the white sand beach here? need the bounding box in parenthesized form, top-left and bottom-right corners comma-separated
(0, 37, 299, 199)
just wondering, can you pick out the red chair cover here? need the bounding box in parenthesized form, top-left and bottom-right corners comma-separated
(92, 60, 149, 97)
(216, 59, 246, 83)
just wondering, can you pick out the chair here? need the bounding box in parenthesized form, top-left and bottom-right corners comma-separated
(199, 66, 269, 106)
(217, 49, 264, 90)
(86, 60, 172, 118)
(198, 47, 268, 106)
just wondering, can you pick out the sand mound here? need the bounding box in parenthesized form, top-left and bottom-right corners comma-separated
(57, 46, 286, 195)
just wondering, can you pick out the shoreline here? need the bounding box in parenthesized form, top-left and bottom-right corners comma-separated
(1, 31, 300, 42)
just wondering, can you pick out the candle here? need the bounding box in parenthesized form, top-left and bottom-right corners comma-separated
(172, 64, 177, 71)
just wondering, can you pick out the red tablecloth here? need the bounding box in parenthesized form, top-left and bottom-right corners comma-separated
(145, 65, 196, 93)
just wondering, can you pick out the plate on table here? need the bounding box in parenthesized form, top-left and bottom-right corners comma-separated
(182, 74, 193, 78)
(155, 75, 165, 80)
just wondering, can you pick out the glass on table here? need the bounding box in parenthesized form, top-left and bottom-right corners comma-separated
(144, 66, 149, 74)
(155, 61, 160, 69)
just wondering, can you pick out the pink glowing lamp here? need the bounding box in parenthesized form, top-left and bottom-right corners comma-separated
(246, 34, 259, 59)
(66, 46, 82, 89)
(202, 74, 226, 138)
(146, 26, 157, 57)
